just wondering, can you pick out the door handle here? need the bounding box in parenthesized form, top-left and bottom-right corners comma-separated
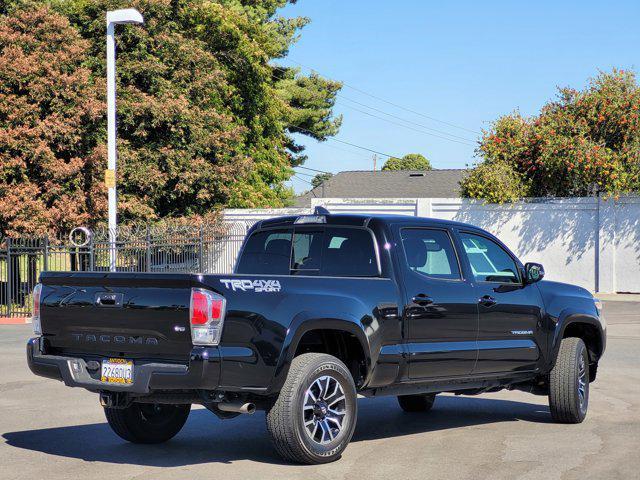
(412, 294, 434, 306)
(478, 295, 497, 307)
(376, 303, 399, 319)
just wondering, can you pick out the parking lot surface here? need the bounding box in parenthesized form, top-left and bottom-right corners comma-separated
(1, 300, 638, 480)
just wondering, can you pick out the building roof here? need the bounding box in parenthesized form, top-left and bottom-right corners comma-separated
(293, 169, 467, 207)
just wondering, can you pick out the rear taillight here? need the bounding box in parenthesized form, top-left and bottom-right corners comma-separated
(189, 288, 226, 345)
(32, 283, 42, 336)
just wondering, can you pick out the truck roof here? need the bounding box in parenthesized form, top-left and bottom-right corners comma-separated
(258, 212, 479, 231)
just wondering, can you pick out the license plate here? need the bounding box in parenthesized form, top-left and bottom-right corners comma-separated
(101, 358, 134, 384)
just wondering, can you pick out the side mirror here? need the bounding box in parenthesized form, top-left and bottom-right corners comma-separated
(524, 262, 545, 284)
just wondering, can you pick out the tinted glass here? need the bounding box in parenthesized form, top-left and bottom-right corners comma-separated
(237, 227, 379, 277)
(401, 229, 460, 280)
(321, 228, 378, 277)
(460, 233, 520, 283)
(291, 230, 323, 274)
(235, 229, 292, 275)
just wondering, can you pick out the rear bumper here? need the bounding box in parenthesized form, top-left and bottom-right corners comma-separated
(26, 337, 221, 394)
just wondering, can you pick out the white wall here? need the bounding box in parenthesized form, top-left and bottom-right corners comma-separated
(612, 197, 640, 293)
(222, 197, 640, 293)
(428, 198, 599, 291)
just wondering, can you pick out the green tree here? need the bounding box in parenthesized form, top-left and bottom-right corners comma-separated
(0, 6, 103, 236)
(311, 172, 332, 188)
(58, 0, 342, 214)
(382, 153, 432, 171)
(275, 71, 342, 165)
(462, 69, 640, 202)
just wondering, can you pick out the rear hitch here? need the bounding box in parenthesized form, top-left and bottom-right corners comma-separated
(99, 391, 132, 409)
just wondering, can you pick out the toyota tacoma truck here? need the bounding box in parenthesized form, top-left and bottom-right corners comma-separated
(27, 210, 606, 464)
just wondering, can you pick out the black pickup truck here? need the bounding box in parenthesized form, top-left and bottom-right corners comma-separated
(27, 211, 606, 464)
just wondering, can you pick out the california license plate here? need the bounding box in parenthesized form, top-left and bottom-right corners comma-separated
(101, 358, 134, 384)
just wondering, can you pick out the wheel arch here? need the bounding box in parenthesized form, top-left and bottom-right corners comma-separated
(268, 314, 372, 394)
(551, 310, 605, 379)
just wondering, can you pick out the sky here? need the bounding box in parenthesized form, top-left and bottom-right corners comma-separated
(277, 0, 640, 193)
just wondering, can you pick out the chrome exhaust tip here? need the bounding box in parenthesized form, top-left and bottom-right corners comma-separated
(217, 401, 256, 415)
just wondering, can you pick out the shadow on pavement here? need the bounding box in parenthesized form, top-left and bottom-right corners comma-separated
(3, 395, 551, 466)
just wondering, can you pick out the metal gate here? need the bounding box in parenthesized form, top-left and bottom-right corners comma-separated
(0, 222, 250, 318)
(0, 238, 45, 318)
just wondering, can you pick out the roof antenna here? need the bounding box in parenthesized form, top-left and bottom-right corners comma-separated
(314, 206, 330, 215)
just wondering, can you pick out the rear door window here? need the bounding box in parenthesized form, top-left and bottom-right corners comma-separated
(321, 228, 378, 277)
(401, 228, 461, 280)
(235, 229, 292, 275)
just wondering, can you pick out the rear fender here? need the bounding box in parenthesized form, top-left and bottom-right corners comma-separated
(267, 312, 371, 394)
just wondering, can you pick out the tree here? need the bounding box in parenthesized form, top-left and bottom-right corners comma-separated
(275, 71, 342, 165)
(58, 0, 342, 214)
(0, 6, 103, 237)
(0, 0, 342, 235)
(462, 69, 640, 202)
(311, 172, 332, 188)
(382, 153, 432, 171)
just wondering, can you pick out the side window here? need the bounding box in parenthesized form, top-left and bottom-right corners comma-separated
(460, 232, 520, 284)
(321, 227, 378, 277)
(401, 229, 460, 280)
(235, 229, 292, 275)
(291, 230, 323, 275)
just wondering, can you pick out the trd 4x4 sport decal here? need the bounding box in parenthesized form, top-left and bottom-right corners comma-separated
(219, 279, 281, 293)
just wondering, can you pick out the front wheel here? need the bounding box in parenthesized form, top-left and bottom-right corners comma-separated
(266, 353, 357, 464)
(549, 337, 589, 423)
(104, 403, 191, 444)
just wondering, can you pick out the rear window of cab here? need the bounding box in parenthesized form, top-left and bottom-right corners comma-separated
(235, 227, 379, 277)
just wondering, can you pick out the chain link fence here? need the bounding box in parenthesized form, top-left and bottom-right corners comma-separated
(0, 222, 249, 318)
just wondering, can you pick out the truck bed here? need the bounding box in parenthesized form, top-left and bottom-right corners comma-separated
(36, 270, 398, 393)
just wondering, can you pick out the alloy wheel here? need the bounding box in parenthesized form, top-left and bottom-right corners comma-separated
(302, 375, 347, 444)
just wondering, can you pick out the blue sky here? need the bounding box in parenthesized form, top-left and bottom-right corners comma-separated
(277, 0, 640, 193)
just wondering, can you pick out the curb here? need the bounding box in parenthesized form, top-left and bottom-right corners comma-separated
(597, 293, 640, 302)
(0, 317, 31, 325)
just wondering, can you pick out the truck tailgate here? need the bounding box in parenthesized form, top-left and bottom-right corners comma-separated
(39, 272, 198, 362)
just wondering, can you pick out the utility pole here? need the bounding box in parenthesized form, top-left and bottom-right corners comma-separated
(372, 154, 377, 172)
(106, 8, 144, 271)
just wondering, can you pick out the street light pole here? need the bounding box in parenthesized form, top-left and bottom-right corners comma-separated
(106, 8, 144, 271)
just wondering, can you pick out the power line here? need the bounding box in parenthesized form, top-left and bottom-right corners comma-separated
(338, 101, 476, 147)
(292, 174, 313, 185)
(270, 67, 400, 157)
(272, 65, 475, 144)
(285, 58, 481, 135)
(312, 139, 373, 159)
(338, 95, 477, 143)
(286, 123, 398, 158)
(292, 169, 316, 178)
(291, 175, 318, 197)
(295, 165, 332, 175)
(272, 63, 476, 149)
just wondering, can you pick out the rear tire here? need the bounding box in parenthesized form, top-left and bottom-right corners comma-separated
(104, 403, 191, 444)
(549, 337, 589, 423)
(398, 393, 436, 412)
(266, 353, 357, 464)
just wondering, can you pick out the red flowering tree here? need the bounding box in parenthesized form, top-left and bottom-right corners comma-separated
(462, 70, 640, 201)
(0, 6, 104, 237)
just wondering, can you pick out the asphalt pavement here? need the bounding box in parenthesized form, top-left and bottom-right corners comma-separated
(1, 300, 638, 480)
